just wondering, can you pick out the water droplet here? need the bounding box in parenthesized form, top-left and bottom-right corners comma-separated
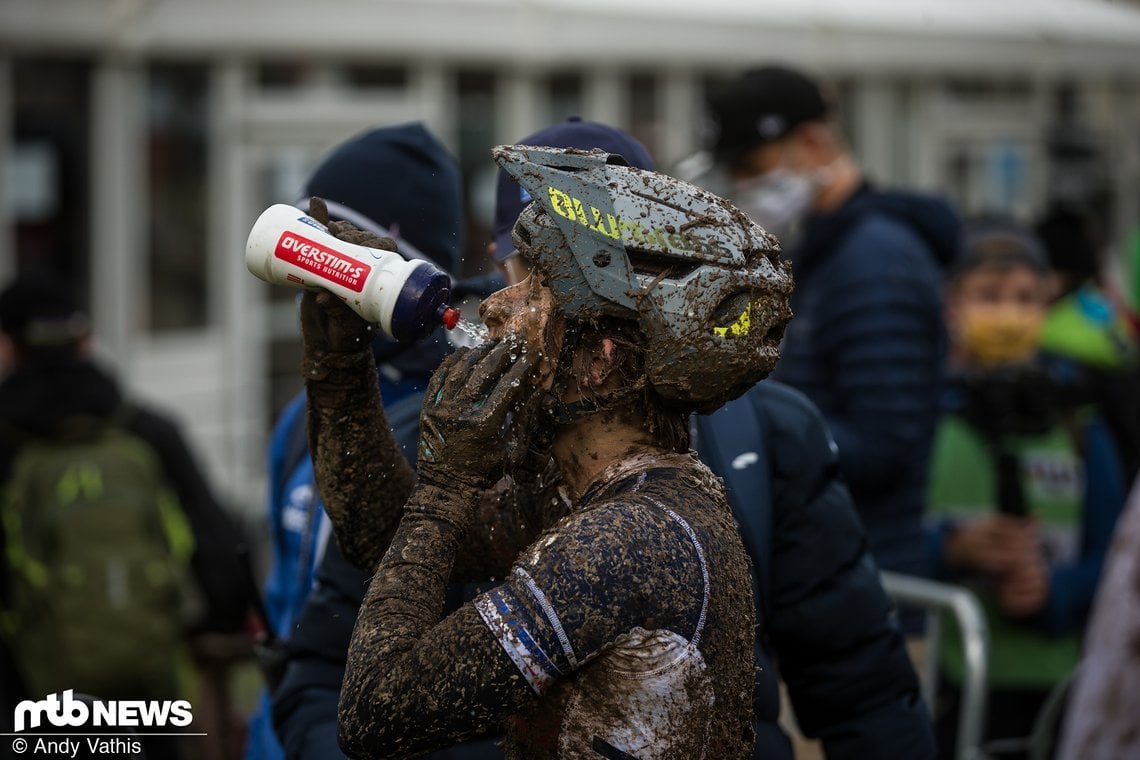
(453, 319, 489, 345)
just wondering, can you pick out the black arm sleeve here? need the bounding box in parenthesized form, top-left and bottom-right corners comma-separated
(758, 383, 935, 759)
(272, 505, 507, 760)
(335, 483, 721, 760)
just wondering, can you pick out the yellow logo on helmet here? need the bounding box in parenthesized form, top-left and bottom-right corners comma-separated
(545, 186, 731, 259)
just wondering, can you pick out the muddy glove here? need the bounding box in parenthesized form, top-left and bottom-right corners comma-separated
(299, 196, 399, 377)
(308, 195, 397, 251)
(416, 339, 540, 497)
(299, 288, 373, 364)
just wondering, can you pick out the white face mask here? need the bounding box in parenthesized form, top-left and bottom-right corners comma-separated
(731, 168, 818, 249)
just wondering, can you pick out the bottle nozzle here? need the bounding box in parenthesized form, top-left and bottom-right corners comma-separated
(439, 306, 461, 330)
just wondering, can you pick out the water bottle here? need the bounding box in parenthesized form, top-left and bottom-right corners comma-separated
(245, 204, 460, 342)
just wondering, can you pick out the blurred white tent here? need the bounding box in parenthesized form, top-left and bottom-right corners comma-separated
(3, 0, 1139, 71)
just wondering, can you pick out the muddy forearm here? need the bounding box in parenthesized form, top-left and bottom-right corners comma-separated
(303, 347, 416, 570)
(338, 484, 523, 759)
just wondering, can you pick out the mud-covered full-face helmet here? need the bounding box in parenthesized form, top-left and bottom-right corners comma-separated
(492, 144, 794, 413)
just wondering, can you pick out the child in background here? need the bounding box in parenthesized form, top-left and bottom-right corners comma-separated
(925, 219, 1128, 759)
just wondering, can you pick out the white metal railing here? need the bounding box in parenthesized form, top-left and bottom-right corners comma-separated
(880, 571, 990, 760)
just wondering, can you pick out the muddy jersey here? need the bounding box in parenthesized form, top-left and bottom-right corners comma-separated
(475, 453, 756, 759)
(336, 452, 756, 760)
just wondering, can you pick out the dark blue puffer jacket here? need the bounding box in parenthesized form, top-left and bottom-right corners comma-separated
(771, 184, 959, 577)
(696, 380, 934, 759)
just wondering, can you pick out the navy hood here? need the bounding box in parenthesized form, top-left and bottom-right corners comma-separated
(300, 122, 465, 365)
(301, 122, 464, 277)
(796, 183, 960, 275)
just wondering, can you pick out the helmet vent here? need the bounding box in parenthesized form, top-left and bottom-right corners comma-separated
(712, 292, 753, 329)
(627, 250, 700, 280)
(628, 188, 691, 215)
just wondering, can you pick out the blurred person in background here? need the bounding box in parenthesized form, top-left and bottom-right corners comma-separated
(1055, 472, 1140, 760)
(0, 271, 255, 759)
(244, 122, 505, 760)
(1034, 201, 1140, 480)
(1131, 224, 1140, 327)
(924, 220, 1128, 759)
(700, 64, 959, 590)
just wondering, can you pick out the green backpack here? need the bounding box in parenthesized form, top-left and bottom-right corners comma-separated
(1, 408, 195, 699)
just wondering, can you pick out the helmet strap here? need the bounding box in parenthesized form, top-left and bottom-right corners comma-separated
(512, 321, 583, 473)
(552, 396, 601, 426)
(544, 321, 583, 428)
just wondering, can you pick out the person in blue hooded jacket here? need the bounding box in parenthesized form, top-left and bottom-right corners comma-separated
(706, 65, 960, 585)
(244, 121, 506, 760)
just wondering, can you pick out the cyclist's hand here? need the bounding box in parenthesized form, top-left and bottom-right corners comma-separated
(417, 338, 539, 494)
(308, 195, 397, 251)
(298, 196, 394, 357)
(300, 289, 374, 358)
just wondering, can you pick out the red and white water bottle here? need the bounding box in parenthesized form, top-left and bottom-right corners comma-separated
(245, 204, 460, 342)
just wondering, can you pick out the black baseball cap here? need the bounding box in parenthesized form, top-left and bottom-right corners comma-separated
(709, 65, 831, 164)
